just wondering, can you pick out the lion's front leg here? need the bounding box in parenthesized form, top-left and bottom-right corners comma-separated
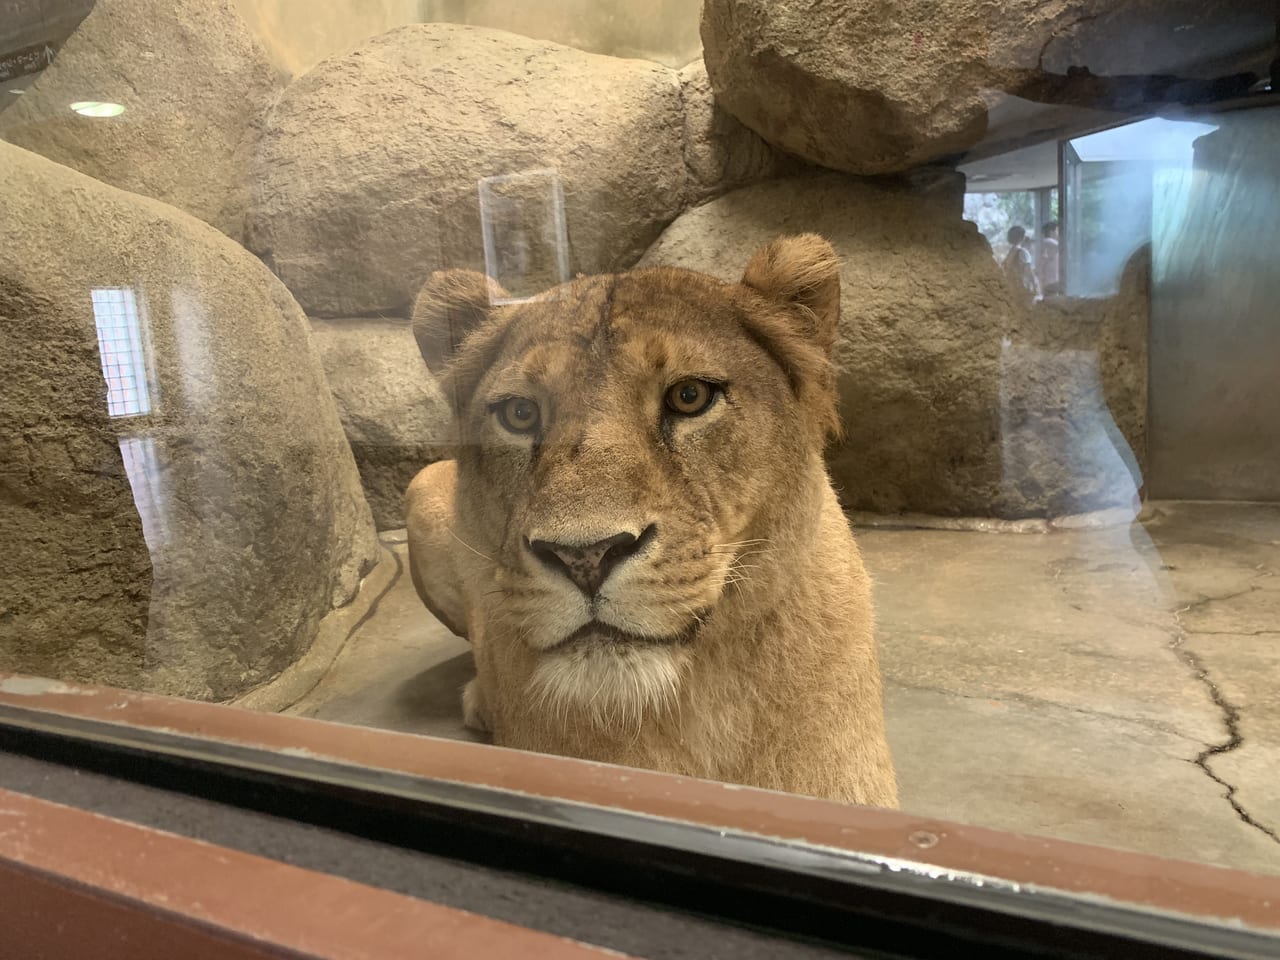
(461, 677, 493, 733)
(405, 460, 469, 639)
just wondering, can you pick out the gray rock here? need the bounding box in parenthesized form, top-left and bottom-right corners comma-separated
(997, 343, 1143, 519)
(248, 23, 690, 318)
(310, 319, 453, 531)
(0, 250, 152, 691)
(0, 0, 281, 242)
(677, 61, 799, 199)
(639, 172, 1021, 517)
(0, 143, 379, 700)
(700, 0, 992, 176)
(700, 0, 1272, 176)
(642, 172, 1154, 518)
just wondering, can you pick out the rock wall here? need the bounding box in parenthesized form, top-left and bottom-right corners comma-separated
(0, 0, 282, 243)
(0, 277, 152, 690)
(642, 172, 1153, 519)
(310, 319, 453, 530)
(1, 143, 379, 699)
(246, 23, 787, 319)
(230, 0, 703, 78)
(700, 0, 1272, 175)
(641, 172, 1024, 516)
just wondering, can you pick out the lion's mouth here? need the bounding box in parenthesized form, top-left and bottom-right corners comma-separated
(550, 614, 709, 652)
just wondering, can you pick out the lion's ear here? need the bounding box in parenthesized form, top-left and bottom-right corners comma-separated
(740, 234, 841, 354)
(411, 270, 507, 375)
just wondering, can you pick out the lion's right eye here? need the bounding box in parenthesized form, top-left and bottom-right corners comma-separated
(495, 396, 541, 434)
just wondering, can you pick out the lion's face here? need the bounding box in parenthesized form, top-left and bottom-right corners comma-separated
(414, 236, 842, 724)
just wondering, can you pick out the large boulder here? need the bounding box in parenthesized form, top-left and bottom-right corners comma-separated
(0, 143, 379, 700)
(678, 61, 801, 198)
(248, 23, 685, 318)
(310, 319, 453, 531)
(0, 264, 152, 691)
(996, 343, 1143, 519)
(0, 0, 281, 242)
(247, 23, 786, 318)
(641, 172, 1158, 519)
(700, 0, 993, 176)
(700, 0, 1272, 176)
(640, 172, 1021, 517)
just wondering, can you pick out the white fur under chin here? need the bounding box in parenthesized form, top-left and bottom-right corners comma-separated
(527, 642, 684, 734)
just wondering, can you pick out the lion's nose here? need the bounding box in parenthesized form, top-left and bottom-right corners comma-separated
(526, 525, 655, 597)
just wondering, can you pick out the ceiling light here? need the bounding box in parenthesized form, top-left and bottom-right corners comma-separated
(70, 101, 125, 117)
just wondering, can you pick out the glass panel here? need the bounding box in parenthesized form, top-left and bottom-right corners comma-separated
(1, 0, 1278, 938)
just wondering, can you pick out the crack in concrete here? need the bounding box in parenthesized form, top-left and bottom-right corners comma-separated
(1171, 572, 1280, 846)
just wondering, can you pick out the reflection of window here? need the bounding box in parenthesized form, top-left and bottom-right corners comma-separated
(118, 435, 168, 552)
(1062, 118, 1217, 297)
(91, 287, 152, 418)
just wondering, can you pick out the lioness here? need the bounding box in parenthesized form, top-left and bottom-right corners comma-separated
(405, 234, 897, 807)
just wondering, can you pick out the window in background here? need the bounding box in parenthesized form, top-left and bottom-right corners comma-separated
(1062, 117, 1218, 298)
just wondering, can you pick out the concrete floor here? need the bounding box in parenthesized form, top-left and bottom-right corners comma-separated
(272, 501, 1280, 877)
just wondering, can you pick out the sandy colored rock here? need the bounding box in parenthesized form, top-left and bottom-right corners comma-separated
(310, 319, 453, 530)
(640, 172, 1022, 516)
(678, 60, 799, 196)
(700, 0, 993, 175)
(996, 342, 1143, 518)
(1, 143, 379, 700)
(0, 266, 151, 690)
(700, 0, 1271, 176)
(248, 23, 689, 318)
(0, 0, 281, 242)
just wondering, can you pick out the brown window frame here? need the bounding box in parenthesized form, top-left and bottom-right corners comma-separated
(2, 670, 1279, 959)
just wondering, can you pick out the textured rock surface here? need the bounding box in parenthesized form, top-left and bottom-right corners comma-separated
(310, 319, 452, 530)
(0, 269, 152, 690)
(0, 0, 281, 242)
(248, 24, 785, 318)
(640, 172, 1023, 516)
(641, 171, 1153, 518)
(249, 23, 686, 317)
(996, 343, 1143, 518)
(1, 143, 379, 699)
(700, 0, 993, 175)
(700, 0, 1272, 175)
(678, 61, 798, 197)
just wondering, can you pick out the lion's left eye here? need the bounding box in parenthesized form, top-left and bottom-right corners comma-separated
(496, 396, 541, 433)
(664, 379, 718, 416)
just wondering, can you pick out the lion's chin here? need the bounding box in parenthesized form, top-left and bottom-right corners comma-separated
(526, 640, 687, 733)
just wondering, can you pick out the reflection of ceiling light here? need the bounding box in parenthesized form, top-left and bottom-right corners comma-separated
(70, 101, 125, 117)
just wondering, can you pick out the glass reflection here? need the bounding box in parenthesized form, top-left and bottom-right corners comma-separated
(91, 286, 154, 418)
(478, 167, 571, 303)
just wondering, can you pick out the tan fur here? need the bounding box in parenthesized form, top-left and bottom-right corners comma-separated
(405, 235, 898, 807)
